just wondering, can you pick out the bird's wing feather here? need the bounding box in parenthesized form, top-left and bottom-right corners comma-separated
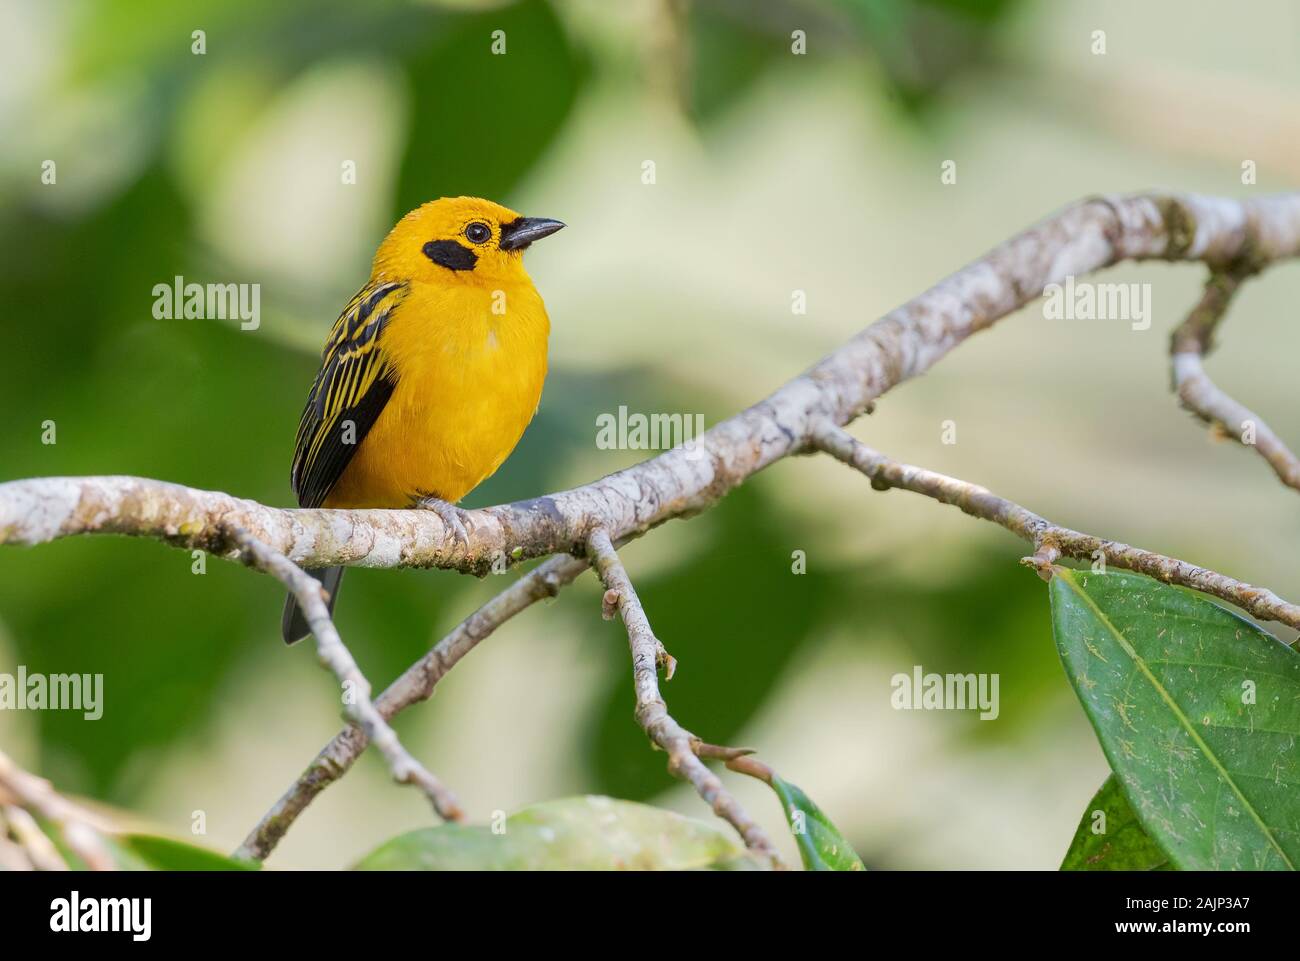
(291, 280, 408, 508)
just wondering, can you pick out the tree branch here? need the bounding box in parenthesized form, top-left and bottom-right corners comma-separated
(812, 423, 1300, 633)
(585, 529, 782, 866)
(0, 749, 115, 870)
(1170, 269, 1300, 492)
(227, 526, 463, 826)
(235, 553, 587, 861)
(5, 193, 1298, 574)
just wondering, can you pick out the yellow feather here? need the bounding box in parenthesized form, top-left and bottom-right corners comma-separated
(299, 197, 554, 509)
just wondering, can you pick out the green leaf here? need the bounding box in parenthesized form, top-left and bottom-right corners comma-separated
(768, 775, 865, 871)
(50, 830, 259, 871)
(1061, 775, 1171, 871)
(117, 834, 260, 871)
(1049, 568, 1300, 870)
(352, 796, 763, 871)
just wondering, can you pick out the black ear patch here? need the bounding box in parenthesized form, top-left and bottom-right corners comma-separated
(423, 240, 478, 271)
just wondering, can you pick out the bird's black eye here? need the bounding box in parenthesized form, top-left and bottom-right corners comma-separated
(464, 222, 491, 244)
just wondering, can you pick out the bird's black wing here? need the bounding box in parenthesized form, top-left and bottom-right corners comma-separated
(290, 280, 408, 508)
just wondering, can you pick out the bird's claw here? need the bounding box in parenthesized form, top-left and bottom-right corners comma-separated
(417, 496, 472, 547)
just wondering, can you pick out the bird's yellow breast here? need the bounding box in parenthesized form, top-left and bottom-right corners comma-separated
(323, 280, 549, 509)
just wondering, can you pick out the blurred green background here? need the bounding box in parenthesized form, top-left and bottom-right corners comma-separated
(2, 0, 1298, 868)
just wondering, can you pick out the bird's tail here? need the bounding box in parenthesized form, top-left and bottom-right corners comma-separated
(280, 566, 344, 645)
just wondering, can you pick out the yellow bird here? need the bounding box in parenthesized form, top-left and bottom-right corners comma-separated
(281, 197, 564, 643)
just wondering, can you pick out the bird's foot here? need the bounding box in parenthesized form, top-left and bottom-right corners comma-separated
(416, 496, 473, 547)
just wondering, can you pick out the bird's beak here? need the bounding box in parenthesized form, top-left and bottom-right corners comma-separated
(499, 217, 565, 251)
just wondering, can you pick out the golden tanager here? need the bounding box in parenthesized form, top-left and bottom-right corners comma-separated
(281, 196, 564, 643)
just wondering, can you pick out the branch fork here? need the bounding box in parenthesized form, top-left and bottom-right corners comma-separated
(5, 191, 1300, 865)
(227, 526, 462, 829)
(586, 529, 781, 865)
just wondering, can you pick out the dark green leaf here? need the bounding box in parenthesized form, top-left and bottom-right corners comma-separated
(1060, 775, 1171, 871)
(117, 834, 260, 871)
(769, 775, 865, 871)
(46, 830, 259, 871)
(1050, 568, 1300, 870)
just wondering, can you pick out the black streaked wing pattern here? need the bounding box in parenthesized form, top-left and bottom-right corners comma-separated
(290, 280, 407, 509)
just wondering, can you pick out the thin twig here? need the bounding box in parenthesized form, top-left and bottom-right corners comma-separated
(720, 753, 776, 784)
(813, 423, 1300, 632)
(0, 823, 36, 871)
(3, 805, 68, 870)
(1170, 269, 1300, 492)
(236, 553, 587, 861)
(0, 749, 114, 870)
(227, 525, 463, 827)
(585, 529, 783, 867)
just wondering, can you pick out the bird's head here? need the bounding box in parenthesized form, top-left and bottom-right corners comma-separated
(373, 196, 564, 287)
